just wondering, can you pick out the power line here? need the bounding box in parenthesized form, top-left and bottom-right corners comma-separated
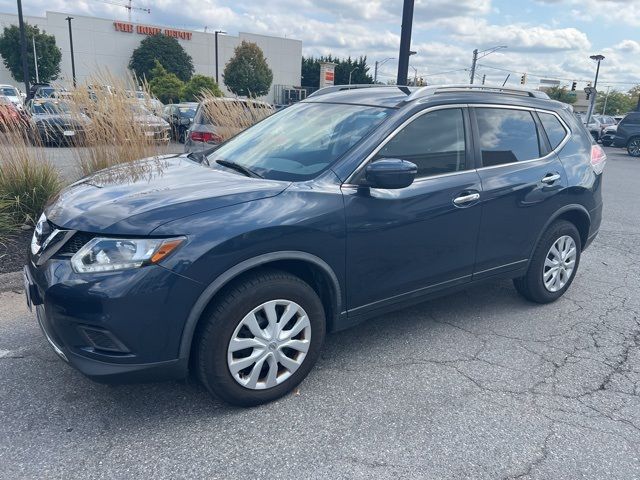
(477, 63, 639, 86)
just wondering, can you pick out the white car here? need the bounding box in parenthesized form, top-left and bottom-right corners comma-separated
(0, 84, 24, 110)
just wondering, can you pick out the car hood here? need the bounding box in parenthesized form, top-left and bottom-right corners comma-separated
(45, 155, 290, 235)
(134, 114, 168, 126)
(33, 113, 89, 124)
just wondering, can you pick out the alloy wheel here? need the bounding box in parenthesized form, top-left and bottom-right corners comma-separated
(543, 235, 577, 292)
(227, 299, 311, 390)
(629, 138, 640, 157)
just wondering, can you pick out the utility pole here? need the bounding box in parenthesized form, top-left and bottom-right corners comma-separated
(16, 0, 30, 97)
(469, 49, 478, 84)
(396, 0, 414, 85)
(470, 46, 507, 85)
(602, 86, 610, 115)
(482, 74, 486, 85)
(32, 36, 39, 83)
(66, 17, 76, 86)
(585, 54, 604, 124)
(374, 57, 393, 84)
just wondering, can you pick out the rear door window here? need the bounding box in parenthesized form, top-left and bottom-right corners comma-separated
(538, 112, 568, 150)
(475, 108, 541, 166)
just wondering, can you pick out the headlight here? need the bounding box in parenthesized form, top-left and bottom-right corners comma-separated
(71, 236, 185, 273)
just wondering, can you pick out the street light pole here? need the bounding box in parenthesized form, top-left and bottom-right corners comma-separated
(65, 17, 76, 87)
(32, 36, 39, 83)
(586, 54, 605, 124)
(16, 0, 30, 97)
(348, 67, 358, 85)
(396, 0, 415, 85)
(214, 30, 226, 85)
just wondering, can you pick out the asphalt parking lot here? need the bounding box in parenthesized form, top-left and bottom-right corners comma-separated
(0, 147, 638, 479)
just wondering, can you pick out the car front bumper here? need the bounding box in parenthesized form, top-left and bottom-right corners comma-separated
(24, 254, 203, 383)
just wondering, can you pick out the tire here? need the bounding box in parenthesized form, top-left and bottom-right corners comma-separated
(196, 269, 326, 406)
(627, 137, 640, 157)
(513, 220, 582, 304)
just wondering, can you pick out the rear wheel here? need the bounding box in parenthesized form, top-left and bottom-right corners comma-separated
(514, 220, 581, 303)
(196, 270, 326, 406)
(628, 137, 640, 157)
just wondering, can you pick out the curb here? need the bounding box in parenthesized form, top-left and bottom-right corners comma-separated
(0, 271, 23, 293)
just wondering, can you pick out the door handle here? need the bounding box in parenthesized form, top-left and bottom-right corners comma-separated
(453, 192, 480, 205)
(541, 173, 561, 184)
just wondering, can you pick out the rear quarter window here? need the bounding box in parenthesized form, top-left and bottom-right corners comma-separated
(538, 112, 568, 150)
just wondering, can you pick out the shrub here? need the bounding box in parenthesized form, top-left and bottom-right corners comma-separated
(182, 74, 222, 102)
(0, 154, 61, 225)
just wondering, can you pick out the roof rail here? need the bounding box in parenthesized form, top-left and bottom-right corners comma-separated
(307, 84, 414, 98)
(405, 84, 550, 102)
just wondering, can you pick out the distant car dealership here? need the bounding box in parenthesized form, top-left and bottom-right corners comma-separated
(0, 10, 302, 104)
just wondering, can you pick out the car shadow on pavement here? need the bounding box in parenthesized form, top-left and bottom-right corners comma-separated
(13, 278, 552, 423)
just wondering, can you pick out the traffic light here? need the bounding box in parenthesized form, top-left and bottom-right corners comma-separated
(571, 81, 577, 91)
(586, 82, 592, 100)
(520, 73, 527, 85)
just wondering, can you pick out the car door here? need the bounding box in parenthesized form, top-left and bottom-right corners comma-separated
(342, 106, 483, 315)
(471, 106, 569, 279)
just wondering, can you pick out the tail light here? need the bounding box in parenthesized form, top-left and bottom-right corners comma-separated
(590, 144, 606, 175)
(190, 131, 222, 143)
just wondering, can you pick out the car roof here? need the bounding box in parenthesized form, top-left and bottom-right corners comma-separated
(304, 84, 565, 112)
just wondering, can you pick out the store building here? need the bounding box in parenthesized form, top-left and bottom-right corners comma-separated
(0, 10, 302, 104)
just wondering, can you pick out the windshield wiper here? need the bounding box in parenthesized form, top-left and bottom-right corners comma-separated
(215, 159, 263, 178)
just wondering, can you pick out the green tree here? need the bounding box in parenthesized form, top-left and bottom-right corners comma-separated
(181, 74, 222, 101)
(596, 90, 635, 116)
(301, 55, 373, 89)
(0, 24, 61, 84)
(545, 86, 577, 105)
(223, 41, 273, 97)
(129, 34, 194, 82)
(148, 60, 184, 103)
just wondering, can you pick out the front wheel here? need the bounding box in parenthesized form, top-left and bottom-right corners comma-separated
(514, 220, 582, 303)
(628, 137, 640, 157)
(196, 270, 326, 406)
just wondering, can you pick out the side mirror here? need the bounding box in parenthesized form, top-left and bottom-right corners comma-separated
(365, 158, 417, 189)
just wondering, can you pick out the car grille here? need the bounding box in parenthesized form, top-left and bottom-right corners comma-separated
(57, 232, 95, 255)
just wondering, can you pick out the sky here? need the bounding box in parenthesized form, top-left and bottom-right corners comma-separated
(2, 0, 639, 90)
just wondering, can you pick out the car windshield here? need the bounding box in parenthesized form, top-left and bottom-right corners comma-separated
(1, 87, 18, 96)
(31, 101, 70, 114)
(37, 87, 55, 98)
(178, 106, 196, 118)
(206, 102, 391, 181)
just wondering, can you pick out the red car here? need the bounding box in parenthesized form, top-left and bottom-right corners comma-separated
(0, 96, 25, 131)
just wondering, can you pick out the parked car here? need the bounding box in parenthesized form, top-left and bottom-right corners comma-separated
(162, 103, 197, 142)
(25, 98, 91, 146)
(130, 104, 170, 143)
(184, 97, 274, 153)
(600, 124, 617, 146)
(0, 95, 26, 130)
(128, 90, 164, 116)
(611, 111, 640, 156)
(24, 85, 605, 406)
(593, 115, 616, 140)
(0, 84, 24, 110)
(32, 85, 57, 99)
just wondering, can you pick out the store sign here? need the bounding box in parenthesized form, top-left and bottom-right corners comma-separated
(319, 62, 337, 88)
(113, 21, 193, 40)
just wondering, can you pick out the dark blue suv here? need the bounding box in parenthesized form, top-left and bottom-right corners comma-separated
(24, 85, 605, 406)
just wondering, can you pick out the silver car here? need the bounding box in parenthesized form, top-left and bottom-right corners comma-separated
(184, 98, 274, 153)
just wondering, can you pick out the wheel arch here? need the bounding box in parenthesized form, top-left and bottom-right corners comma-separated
(178, 251, 343, 363)
(530, 205, 591, 260)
